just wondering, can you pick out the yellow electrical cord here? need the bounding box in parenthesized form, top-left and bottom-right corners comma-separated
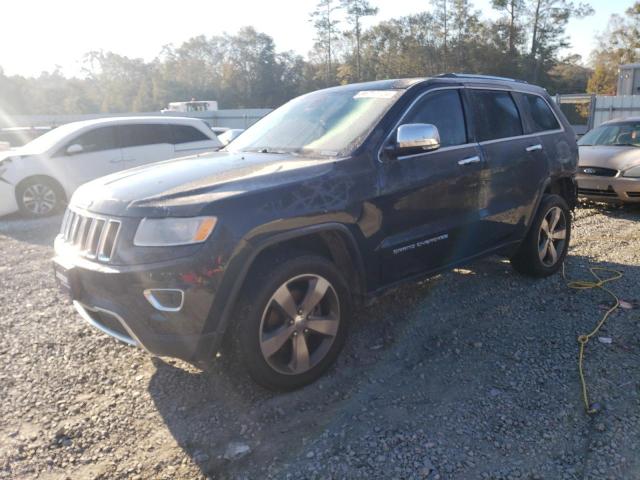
(562, 263, 624, 414)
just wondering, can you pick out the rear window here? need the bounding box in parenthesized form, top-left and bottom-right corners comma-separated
(118, 124, 172, 148)
(171, 124, 210, 144)
(518, 93, 560, 132)
(469, 90, 523, 142)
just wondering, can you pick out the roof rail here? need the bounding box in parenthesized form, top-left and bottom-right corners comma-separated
(436, 73, 528, 84)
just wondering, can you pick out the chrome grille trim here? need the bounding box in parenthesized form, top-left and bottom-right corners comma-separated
(60, 208, 121, 262)
(97, 220, 121, 262)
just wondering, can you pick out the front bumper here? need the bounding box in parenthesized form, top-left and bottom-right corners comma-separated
(576, 174, 640, 203)
(53, 235, 226, 363)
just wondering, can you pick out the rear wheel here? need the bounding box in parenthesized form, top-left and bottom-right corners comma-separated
(511, 194, 571, 277)
(16, 177, 64, 217)
(231, 254, 350, 390)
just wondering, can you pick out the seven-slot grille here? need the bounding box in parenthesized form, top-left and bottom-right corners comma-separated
(60, 209, 121, 261)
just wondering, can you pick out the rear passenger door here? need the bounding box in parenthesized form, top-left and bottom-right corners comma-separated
(467, 89, 547, 247)
(513, 92, 564, 175)
(170, 124, 219, 154)
(117, 123, 175, 168)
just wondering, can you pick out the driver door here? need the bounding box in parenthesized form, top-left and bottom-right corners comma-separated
(374, 88, 487, 283)
(56, 126, 123, 190)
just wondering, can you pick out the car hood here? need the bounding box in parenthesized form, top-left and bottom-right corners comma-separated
(71, 150, 335, 217)
(578, 146, 640, 171)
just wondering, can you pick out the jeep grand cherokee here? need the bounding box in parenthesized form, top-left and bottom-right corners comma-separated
(53, 74, 578, 390)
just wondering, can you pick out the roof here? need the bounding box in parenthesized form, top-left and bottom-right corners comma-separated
(61, 115, 207, 129)
(318, 73, 546, 95)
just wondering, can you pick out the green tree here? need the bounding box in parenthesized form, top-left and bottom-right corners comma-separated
(431, 0, 451, 71)
(310, 0, 341, 85)
(340, 0, 378, 81)
(491, 0, 524, 54)
(526, 0, 593, 82)
(587, 2, 640, 94)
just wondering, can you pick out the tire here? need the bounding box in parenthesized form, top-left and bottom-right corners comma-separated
(511, 194, 571, 277)
(230, 254, 351, 391)
(16, 177, 65, 218)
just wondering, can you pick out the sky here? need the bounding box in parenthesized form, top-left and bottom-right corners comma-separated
(0, 0, 633, 78)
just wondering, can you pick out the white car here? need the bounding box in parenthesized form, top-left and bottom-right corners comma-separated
(0, 116, 222, 217)
(217, 128, 245, 146)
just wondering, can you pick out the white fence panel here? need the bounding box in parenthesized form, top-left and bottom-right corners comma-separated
(593, 95, 640, 127)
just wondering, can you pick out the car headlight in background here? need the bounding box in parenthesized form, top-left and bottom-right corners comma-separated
(134, 216, 217, 247)
(622, 165, 640, 178)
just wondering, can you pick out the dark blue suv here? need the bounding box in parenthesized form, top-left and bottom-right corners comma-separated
(53, 74, 578, 390)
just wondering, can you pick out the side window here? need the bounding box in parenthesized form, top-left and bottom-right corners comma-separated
(118, 124, 172, 148)
(469, 90, 523, 142)
(402, 90, 467, 147)
(520, 93, 561, 132)
(171, 124, 210, 144)
(68, 126, 117, 153)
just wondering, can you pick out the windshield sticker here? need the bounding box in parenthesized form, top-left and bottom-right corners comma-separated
(354, 90, 398, 99)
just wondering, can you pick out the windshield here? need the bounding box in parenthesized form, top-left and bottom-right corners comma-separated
(227, 89, 401, 157)
(578, 122, 640, 147)
(18, 122, 84, 153)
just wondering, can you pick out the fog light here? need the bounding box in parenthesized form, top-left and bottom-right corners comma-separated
(144, 289, 184, 312)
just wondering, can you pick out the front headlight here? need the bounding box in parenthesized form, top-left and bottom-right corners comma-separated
(134, 216, 217, 247)
(622, 165, 640, 178)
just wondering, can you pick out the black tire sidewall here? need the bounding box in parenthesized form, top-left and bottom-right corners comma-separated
(513, 194, 571, 277)
(234, 255, 351, 391)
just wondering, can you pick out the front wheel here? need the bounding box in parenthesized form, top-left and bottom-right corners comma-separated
(16, 177, 64, 217)
(231, 254, 351, 390)
(511, 194, 571, 277)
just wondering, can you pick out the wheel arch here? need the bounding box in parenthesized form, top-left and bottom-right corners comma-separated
(206, 223, 367, 356)
(544, 175, 577, 210)
(15, 174, 68, 204)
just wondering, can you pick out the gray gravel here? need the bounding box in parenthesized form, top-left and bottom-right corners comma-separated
(1, 204, 639, 479)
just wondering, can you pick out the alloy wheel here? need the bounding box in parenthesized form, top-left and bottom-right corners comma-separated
(22, 183, 57, 215)
(259, 274, 340, 375)
(537, 206, 567, 267)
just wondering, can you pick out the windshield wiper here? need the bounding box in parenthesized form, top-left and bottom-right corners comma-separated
(243, 147, 291, 154)
(613, 143, 639, 147)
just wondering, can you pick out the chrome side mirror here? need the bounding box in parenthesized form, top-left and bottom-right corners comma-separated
(396, 124, 440, 152)
(66, 144, 83, 155)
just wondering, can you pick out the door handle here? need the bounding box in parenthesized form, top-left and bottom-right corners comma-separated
(109, 159, 122, 163)
(526, 144, 543, 152)
(458, 155, 481, 166)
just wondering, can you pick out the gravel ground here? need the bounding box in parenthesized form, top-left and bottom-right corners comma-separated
(1, 204, 639, 480)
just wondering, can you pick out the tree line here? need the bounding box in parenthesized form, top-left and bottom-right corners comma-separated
(0, 0, 637, 116)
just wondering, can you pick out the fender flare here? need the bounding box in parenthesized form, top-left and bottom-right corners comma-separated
(206, 222, 367, 346)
